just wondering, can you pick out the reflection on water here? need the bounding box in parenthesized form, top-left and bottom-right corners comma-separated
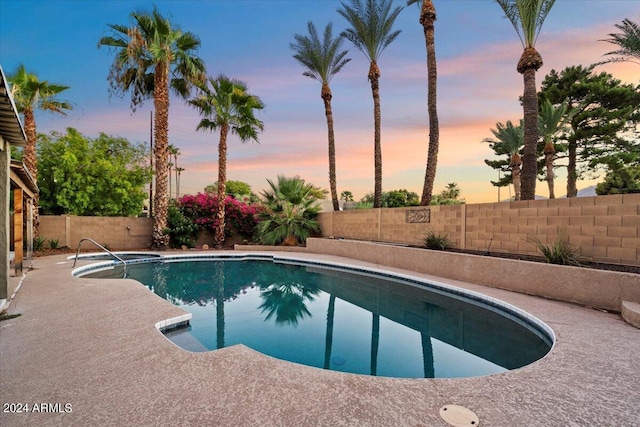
(88, 260, 551, 379)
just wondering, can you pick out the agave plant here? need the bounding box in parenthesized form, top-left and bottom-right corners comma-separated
(256, 176, 322, 246)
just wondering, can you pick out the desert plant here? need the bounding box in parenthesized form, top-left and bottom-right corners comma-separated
(47, 238, 60, 249)
(256, 176, 321, 246)
(33, 236, 46, 251)
(529, 235, 583, 266)
(424, 230, 449, 250)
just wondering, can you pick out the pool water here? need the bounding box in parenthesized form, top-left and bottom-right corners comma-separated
(85, 259, 552, 379)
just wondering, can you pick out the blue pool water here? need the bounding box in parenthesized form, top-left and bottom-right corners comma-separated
(82, 257, 552, 379)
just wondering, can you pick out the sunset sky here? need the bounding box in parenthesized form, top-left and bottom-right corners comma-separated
(1, 0, 638, 204)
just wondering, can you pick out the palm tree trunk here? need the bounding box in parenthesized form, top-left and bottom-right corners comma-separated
(512, 163, 522, 201)
(22, 108, 40, 236)
(518, 48, 542, 201)
(153, 62, 170, 248)
(322, 83, 340, 211)
(544, 144, 555, 199)
(22, 108, 38, 182)
(215, 124, 229, 248)
(567, 140, 578, 197)
(369, 61, 382, 208)
(520, 67, 539, 201)
(420, 0, 439, 206)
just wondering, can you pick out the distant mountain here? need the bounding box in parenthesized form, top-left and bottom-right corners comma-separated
(576, 185, 597, 197)
(499, 185, 598, 202)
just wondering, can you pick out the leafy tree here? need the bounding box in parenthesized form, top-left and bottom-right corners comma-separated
(37, 128, 151, 216)
(538, 98, 571, 199)
(496, 0, 556, 200)
(338, 0, 403, 208)
(358, 189, 419, 207)
(407, 0, 440, 205)
(256, 176, 321, 246)
(596, 165, 640, 195)
(483, 120, 525, 200)
(599, 18, 640, 65)
(291, 21, 351, 211)
(99, 6, 206, 247)
(189, 75, 264, 247)
(539, 65, 640, 196)
(7, 64, 72, 234)
(166, 202, 199, 248)
(205, 180, 257, 201)
(386, 189, 420, 207)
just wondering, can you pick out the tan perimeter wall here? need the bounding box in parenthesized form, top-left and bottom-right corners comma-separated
(317, 193, 640, 266)
(39, 216, 153, 251)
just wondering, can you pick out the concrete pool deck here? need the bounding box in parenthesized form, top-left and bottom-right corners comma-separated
(1, 252, 639, 426)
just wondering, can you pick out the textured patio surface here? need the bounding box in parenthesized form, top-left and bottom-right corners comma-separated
(1, 252, 639, 427)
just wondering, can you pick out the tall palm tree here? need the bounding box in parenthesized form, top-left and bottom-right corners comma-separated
(496, 0, 556, 200)
(291, 21, 351, 211)
(99, 6, 206, 247)
(189, 75, 264, 248)
(167, 144, 179, 199)
(483, 120, 525, 200)
(338, 0, 403, 208)
(8, 64, 72, 235)
(407, 0, 440, 206)
(599, 18, 640, 65)
(175, 167, 185, 199)
(538, 98, 569, 199)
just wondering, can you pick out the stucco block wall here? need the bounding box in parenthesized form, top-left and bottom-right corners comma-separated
(39, 216, 153, 250)
(318, 194, 640, 266)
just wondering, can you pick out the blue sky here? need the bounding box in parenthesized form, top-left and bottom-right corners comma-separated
(1, 0, 638, 203)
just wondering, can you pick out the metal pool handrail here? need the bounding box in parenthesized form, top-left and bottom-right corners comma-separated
(73, 238, 126, 275)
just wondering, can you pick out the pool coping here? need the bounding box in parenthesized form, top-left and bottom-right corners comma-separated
(1, 251, 639, 426)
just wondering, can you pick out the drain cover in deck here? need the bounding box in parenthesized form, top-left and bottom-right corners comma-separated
(439, 405, 479, 426)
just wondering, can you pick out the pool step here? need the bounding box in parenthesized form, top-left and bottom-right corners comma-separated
(621, 301, 640, 329)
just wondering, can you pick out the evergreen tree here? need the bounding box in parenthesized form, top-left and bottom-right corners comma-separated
(539, 65, 640, 197)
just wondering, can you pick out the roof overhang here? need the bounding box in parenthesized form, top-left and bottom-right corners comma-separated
(10, 159, 39, 198)
(0, 64, 28, 147)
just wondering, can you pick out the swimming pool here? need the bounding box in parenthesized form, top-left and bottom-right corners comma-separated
(76, 254, 554, 379)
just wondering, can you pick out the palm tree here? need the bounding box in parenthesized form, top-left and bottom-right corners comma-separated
(440, 182, 461, 200)
(538, 98, 569, 199)
(8, 64, 72, 234)
(175, 167, 185, 199)
(168, 144, 179, 199)
(483, 120, 525, 201)
(256, 175, 322, 246)
(189, 75, 264, 248)
(338, 0, 403, 208)
(496, 0, 556, 200)
(407, 0, 440, 206)
(291, 22, 351, 211)
(99, 6, 206, 247)
(599, 18, 640, 65)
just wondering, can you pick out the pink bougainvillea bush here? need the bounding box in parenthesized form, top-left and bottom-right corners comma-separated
(177, 192, 264, 238)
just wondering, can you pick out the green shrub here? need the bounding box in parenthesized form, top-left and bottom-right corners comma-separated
(529, 235, 583, 266)
(166, 203, 199, 248)
(48, 238, 60, 249)
(424, 230, 450, 250)
(33, 236, 46, 251)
